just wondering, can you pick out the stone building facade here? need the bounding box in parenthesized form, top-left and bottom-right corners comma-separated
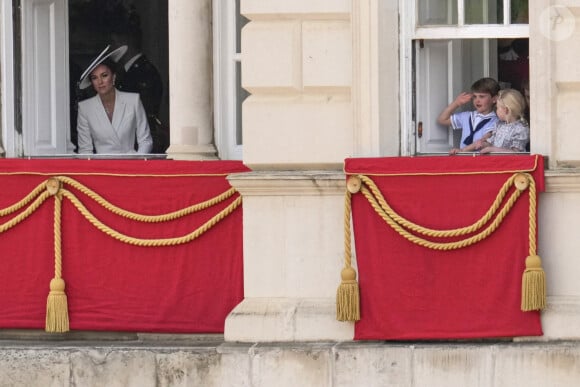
(1, 1, 580, 385)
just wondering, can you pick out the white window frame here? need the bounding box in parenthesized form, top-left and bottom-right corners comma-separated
(213, 0, 243, 160)
(399, 0, 529, 156)
(1, 0, 17, 156)
(2, 0, 72, 157)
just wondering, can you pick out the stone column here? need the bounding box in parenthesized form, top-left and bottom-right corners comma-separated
(224, 0, 357, 342)
(166, 0, 217, 160)
(225, 171, 353, 342)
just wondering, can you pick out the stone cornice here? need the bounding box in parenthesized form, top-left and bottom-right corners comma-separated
(544, 171, 580, 192)
(227, 170, 580, 195)
(227, 171, 345, 196)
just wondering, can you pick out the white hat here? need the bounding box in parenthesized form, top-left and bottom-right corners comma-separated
(78, 45, 127, 89)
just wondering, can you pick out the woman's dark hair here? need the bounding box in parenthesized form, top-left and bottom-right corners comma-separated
(97, 58, 119, 75)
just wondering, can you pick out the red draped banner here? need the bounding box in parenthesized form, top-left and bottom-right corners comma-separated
(0, 159, 249, 333)
(344, 155, 544, 340)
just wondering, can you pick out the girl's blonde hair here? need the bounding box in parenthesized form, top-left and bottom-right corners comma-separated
(497, 88, 527, 123)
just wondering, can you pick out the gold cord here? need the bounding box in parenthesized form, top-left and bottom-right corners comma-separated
(343, 190, 352, 268)
(0, 191, 50, 233)
(357, 173, 532, 248)
(338, 172, 545, 321)
(528, 177, 537, 256)
(359, 173, 519, 239)
(0, 181, 47, 217)
(336, 189, 360, 321)
(359, 184, 522, 250)
(54, 193, 62, 280)
(61, 189, 241, 246)
(56, 176, 237, 223)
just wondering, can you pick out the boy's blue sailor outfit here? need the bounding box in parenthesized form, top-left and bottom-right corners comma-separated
(451, 111, 498, 148)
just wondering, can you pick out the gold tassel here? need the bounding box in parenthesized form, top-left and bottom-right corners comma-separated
(46, 181, 69, 333)
(45, 278, 69, 333)
(336, 267, 360, 321)
(521, 255, 546, 311)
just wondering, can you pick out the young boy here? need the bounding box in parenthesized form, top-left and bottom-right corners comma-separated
(437, 77, 500, 153)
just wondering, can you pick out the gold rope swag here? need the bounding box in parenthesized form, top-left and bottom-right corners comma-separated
(0, 176, 242, 333)
(336, 172, 546, 322)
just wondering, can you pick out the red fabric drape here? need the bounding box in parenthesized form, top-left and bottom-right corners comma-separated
(0, 159, 249, 333)
(345, 155, 544, 340)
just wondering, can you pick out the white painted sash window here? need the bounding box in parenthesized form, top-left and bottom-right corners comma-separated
(2, 0, 72, 157)
(400, 0, 529, 154)
(213, 0, 248, 160)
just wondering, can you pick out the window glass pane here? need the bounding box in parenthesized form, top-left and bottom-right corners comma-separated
(465, 0, 500, 24)
(418, 0, 457, 26)
(511, 0, 528, 24)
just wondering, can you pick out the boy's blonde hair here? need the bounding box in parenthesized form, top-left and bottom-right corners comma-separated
(497, 88, 527, 122)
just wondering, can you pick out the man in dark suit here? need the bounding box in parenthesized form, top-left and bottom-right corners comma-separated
(111, 25, 168, 153)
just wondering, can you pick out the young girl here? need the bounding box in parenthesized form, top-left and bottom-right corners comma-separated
(450, 88, 529, 154)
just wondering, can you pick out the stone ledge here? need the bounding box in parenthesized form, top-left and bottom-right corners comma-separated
(224, 297, 353, 342)
(226, 169, 580, 195)
(534, 296, 580, 341)
(228, 170, 345, 196)
(1, 340, 580, 387)
(165, 144, 218, 160)
(0, 332, 224, 347)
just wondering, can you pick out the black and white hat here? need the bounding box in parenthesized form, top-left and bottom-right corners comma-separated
(78, 45, 127, 89)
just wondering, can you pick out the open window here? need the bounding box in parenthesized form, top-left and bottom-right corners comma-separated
(3, 0, 244, 159)
(401, 0, 529, 154)
(68, 0, 169, 154)
(1, 0, 169, 157)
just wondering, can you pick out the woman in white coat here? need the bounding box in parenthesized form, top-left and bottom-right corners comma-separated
(77, 45, 152, 154)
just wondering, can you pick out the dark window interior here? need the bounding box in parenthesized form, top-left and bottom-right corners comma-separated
(498, 38, 529, 123)
(68, 0, 169, 153)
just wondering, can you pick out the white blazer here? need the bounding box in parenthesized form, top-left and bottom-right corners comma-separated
(77, 90, 153, 154)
